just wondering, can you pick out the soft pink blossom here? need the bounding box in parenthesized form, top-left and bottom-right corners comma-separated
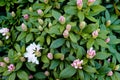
(92, 30, 99, 38)
(8, 64, 15, 72)
(59, 16, 65, 24)
(23, 14, 29, 20)
(21, 23, 27, 31)
(0, 62, 6, 67)
(87, 0, 96, 6)
(37, 9, 43, 15)
(107, 71, 113, 76)
(0, 28, 9, 39)
(29, 74, 33, 79)
(66, 24, 71, 31)
(71, 59, 83, 69)
(105, 37, 110, 43)
(63, 30, 69, 38)
(88, 0, 96, 3)
(87, 47, 96, 59)
(77, 0, 83, 10)
(47, 53, 53, 60)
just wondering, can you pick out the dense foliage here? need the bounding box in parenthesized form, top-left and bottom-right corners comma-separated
(0, 0, 120, 80)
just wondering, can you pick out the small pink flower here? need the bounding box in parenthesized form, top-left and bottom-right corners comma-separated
(0, 28, 9, 39)
(59, 16, 65, 24)
(87, 47, 96, 59)
(47, 53, 53, 60)
(37, 9, 43, 15)
(21, 23, 27, 31)
(23, 14, 29, 20)
(29, 74, 33, 79)
(3, 57, 9, 63)
(107, 71, 113, 76)
(8, 64, 15, 72)
(66, 24, 71, 31)
(77, 0, 83, 10)
(0, 62, 6, 67)
(87, 0, 96, 6)
(71, 59, 83, 69)
(92, 30, 99, 38)
(63, 30, 69, 38)
(44, 71, 50, 76)
(105, 37, 110, 43)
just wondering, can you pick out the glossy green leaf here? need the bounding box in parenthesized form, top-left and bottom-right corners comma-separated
(87, 38, 94, 49)
(25, 62, 36, 72)
(8, 73, 16, 80)
(52, 10, 61, 20)
(17, 32, 26, 41)
(34, 72, 46, 79)
(17, 70, 28, 80)
(26, 33, 33, 43)
(78, 11, 84, 21)
(78, 70, 84, 80)
(83, 65, 97, 73)
(15, 62, 23, 71)
(50, 60, 60, 69)
(70, 33, 77, 43)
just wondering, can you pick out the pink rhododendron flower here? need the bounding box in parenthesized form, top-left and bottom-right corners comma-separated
(87, 47, 96, 59)
(63, 30, 69, 38)
(59, 16, 65, 24)
(0, 62, 6, 67)
(77, 0, 83, 10)
(47, 53, 53, 60)
(107, 71, 113, 76)
(23, 14, 29, 20)
(92, 30, 99, 38)
(21, 23, 27, 31)
(105, 37, 110, 43)
(71, 59, 83, 69)
(8, 64, 15, 72)
(37, 9, 43, 15)
(66, 24, 71, 31)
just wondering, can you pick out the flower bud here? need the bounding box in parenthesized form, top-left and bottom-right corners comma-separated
(0, 62, 6, 67)
(107, 71, 113, 76)
(86, 47, 96, 59)
(87, 0, 96, 6)
(35, 51, 41, 57)
(20, 57, 26, 62)
(106, 20, 111, 27)
(29, 74, 33, 79)
(23, 14, 29, 20)
(38, 19, 44, 25)
(29, 7, 33, 12)
(48, 22, 52, 28)
(63, 30, 69, 38)
(54, 53, 64, 60)
(79, 21, 86, 30)
(44, 71, 50, 76)
(44, 0, 49, 4)
(38, 25, 43, 31)
(21, 23, 27, 31)
(114, 65, 119, 70)
(55, 2, 60, 9)
(47, 53, 53, 60)
(92, 30, 99, 39)
(3, 57, 9, 63)
(59, 16, 65, 24)
(66, 24, 71, 31)
(11, 11, 15, 17)
(37, 9, 44, 16)
(105, 37, 110, 43)
(77, 0, 83, 10)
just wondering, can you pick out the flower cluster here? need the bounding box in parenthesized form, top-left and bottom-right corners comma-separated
(71, 59, 83, 69)
(63, 24, 71, 38)
(86, 47, 96, 59)
(8, 64, 15, 72)
(0, 28, 10, 39)
(24, 42, 42, 64)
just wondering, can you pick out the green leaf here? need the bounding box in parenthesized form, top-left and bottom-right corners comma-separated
(86, 16, 97, 22)
(94, 52, 111, 60)
(8, 73, 16, 80)
(78, 11, 84, 21)
(83, 65, 97, 73)
(52, 10, 61, 20)
(60, 66, 76, 78)
(110, 25, 120, 31)
(17, 32, 26, 41)
(14, 43, 21, 52)
(87, 38, 94, 49)
(3, 71, 12, 76)
(50, 38, 65, 48)
(76, 46, 86, 59)
(15, 62, 23, 71)
(78, 70, 84, 80)
(95, 39, 108, 48)
(44, 6, 52, 14)
(64, 6, 77, 15)
(115, 72, 120, 80)
(105, 10, 110, 20)
(25, 62, 36, 72)
(34, 72, 46, 79)
(50, 60, 60, 69)
(28, 0, 33, 3)
(26, 33, 33, 43)
(17, 70, 28, 80)
(70, 33, 77, 43)
(0, 67, 5, 73)
(41, 55, 49, 63)
(0, 0, 5, 6)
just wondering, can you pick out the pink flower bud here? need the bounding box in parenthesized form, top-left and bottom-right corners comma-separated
(107, 71, 113, 76)
(3, 57, 9, 63)
(8, 64, 15, 72)
(79, 21, 86, 29)
(92, 30, 99, 39)
(107, 58, 111, 62)
(20, 57, 26, 62)
(21, 23, 27, 31)
(29, 74, 33, 79)
(0, 62, 6, 67)
(87, 0, 96, 6)
(106, 20, 111, 27)
(47, 53, 53, 60)
(66, 24, 71, 31)
(71, 59, 83, 69)
(11, 11, 15, 17)
(105, 37, 110, 43)
(44, 71, 50, 76)
(37, 9, 43, 15)
(87, 47, 96, 59)
(59, 16, 65, 24)
(23, 14, 29, 20)
(63, 30, 69, 38)
(77, 0, 83, 10)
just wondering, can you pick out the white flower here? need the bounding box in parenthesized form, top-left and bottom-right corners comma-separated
(0, 28, 9, 39)
(24, 42, 42, 64)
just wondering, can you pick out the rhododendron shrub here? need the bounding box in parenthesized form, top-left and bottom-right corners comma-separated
(0, 0, 120, 80)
